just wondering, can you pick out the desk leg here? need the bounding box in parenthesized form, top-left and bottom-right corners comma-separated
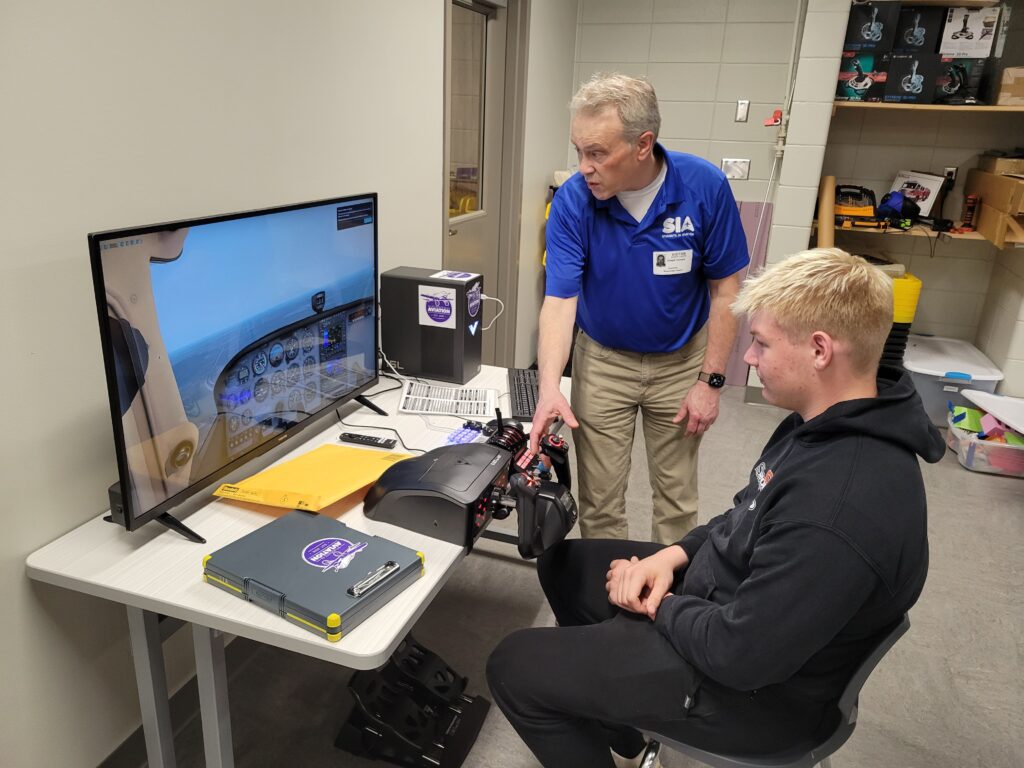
(192, 624, 235, 768)
(125, 606, 176, 768)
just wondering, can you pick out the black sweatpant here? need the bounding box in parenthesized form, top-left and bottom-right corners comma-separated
(486, 539, 826, 768)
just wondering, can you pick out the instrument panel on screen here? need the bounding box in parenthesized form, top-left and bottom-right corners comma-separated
(214, 300, 374, 459)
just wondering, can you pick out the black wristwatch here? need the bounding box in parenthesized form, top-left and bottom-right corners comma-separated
(698, 371, 726, 389)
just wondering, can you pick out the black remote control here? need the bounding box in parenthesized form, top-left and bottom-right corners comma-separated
(339, 432, 397, 449)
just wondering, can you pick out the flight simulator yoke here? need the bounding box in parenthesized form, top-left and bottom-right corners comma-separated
(363, 421, 575, 559)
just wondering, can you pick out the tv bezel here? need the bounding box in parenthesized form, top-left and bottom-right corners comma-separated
(87, 192, 380, 534)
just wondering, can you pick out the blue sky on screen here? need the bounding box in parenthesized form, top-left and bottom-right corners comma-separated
(151, 201, 374, 354)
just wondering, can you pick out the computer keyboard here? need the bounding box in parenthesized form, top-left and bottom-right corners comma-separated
(507, 368, 540, 422)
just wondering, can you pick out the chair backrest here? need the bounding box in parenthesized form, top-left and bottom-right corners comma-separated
(809, 614, 911, 762)
(840, 614, 910, 721)
(646, 614, 911, 768)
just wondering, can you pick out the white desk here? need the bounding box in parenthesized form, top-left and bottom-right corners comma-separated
(26, 365, 539, 768)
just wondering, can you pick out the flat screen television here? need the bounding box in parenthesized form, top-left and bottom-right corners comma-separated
(88, 193, 379, 541)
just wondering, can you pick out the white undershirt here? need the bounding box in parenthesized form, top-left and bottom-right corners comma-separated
(616, 159, 667, 223)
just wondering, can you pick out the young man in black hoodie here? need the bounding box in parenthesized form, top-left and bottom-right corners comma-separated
(487, 248, 945, 768)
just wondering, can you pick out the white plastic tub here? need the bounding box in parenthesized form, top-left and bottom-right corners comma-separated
(946, 412, 1024, 478)
(903, 336, 1003, 427)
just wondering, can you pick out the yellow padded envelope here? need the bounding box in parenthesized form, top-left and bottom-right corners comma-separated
(213, 444, 412, 511)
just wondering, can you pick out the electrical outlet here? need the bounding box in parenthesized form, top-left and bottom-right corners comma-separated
(735, 100, 750, 122)
(944, 167, 958, 183)
(721, 158, 750, 180)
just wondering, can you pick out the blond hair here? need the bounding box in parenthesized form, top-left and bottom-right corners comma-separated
(570, 73, 660, 144)
(732, 248, 893, 373)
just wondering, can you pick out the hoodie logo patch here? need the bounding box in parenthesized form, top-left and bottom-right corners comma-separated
(754, 462, 774, 491)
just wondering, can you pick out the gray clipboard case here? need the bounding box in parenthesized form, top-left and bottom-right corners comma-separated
(203, 510, 425, 642)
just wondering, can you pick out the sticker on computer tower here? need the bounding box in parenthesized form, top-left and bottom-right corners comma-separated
(467, 282, 481, 318)
(419, 286, 458, 329)
(430, 270, 479, 281)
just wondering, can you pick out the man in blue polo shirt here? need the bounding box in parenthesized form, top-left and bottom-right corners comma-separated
(529, 73, 749, 544)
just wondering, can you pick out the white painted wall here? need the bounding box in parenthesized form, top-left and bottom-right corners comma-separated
(514, 0, 581, 367)
(0, 1, 445, 765)
(977, 250, 1024, 397)
(572, 0, 806, 203)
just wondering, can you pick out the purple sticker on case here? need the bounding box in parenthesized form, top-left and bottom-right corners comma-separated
(467, 282, 481, 318)
(421, 293, 453, 323)
(302, 537, 368, 572)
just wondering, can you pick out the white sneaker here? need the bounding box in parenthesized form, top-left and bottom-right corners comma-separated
(611, 746, 661, 768)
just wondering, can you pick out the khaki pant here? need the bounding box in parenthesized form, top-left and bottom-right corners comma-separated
(570, 325, 707, 544)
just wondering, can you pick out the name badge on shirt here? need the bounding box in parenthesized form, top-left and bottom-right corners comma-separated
(653, 250, 692, 275)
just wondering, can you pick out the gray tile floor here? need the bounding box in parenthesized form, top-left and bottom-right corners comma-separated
(156, 388, 1023, 768)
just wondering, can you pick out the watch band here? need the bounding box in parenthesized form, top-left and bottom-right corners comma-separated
(698, 371, 726, 389)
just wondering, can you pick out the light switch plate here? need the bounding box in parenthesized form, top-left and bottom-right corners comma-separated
(735, 100, 750, 122)
(721, 158, 750, 180)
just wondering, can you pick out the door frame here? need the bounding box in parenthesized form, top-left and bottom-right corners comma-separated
(442, 0, 530, 367)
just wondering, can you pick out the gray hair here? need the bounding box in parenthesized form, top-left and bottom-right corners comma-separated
(570, 73, 661, 144)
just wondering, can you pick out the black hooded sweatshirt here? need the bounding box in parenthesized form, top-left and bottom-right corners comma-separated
(656, 368, 945, 703)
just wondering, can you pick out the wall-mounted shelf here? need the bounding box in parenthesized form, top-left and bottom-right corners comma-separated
(834, 102, 1024, 113)
(814, 223, 1021, 248)
(835, 225, 985, 241)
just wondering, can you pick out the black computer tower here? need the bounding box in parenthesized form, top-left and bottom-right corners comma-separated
(380, 267, 483, 384)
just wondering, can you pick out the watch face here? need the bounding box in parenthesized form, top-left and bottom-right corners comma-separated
(702, 372, 726, 388)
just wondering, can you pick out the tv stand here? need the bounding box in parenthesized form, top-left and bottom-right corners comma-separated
(103, 511, 205, 543)
(355, 394, 388, 417)
(155, 513, 206, 543)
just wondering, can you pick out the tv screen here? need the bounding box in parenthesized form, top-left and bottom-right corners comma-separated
(89, 194, 379, 537)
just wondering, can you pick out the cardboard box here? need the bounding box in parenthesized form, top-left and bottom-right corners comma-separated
(836, 52, 890, 101)
(978, 156, 1024, 176)
(844, 2, 900, 52)
(995, 66, 1024, 106)
(933, 57, 985, 104)
(975, 204, 1024, 249)
(965, 169, 1024, 215)
(939, 6, 1000, 58)
(966, 169, 1024, 248)
(894, 6, 945, 53)
(884, 54, 941, 104)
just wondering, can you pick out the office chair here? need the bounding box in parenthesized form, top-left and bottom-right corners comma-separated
(638, 615, 911, 768)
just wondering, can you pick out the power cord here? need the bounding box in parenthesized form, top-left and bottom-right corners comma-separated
(368, 375, 404, 397)
(481, 294, 505, 331)
(912, 223, 939, 259)
(379, 348, 428, 384)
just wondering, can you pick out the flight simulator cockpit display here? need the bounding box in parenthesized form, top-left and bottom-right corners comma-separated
(91, 195, 378, 529)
